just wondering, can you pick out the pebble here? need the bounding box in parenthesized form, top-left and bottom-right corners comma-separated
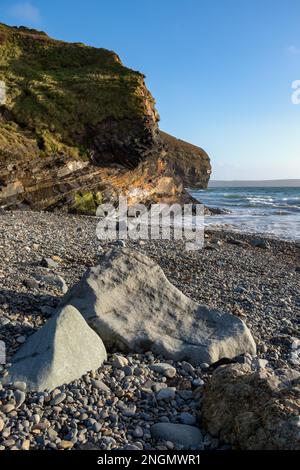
(16, 336, 26, 344)
(14, 389, 26, 408)
(180, 412, 196, 425)
(59, 440, 74, 449)
(50, 392, 66, 406)
(151, 363, 176, 378)
(156, 387, 176, 401)
(41, 257, 58, 269)
(112, 355, 128, 368)
(133, 426, 144, 438)
(12, 381, 27, 392)
(1, 404, 15, 413)
(91, 380, 110, 393)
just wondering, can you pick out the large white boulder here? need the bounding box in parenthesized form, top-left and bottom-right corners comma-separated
(62, 248, 256, 365)
(4, 305, 107, 391)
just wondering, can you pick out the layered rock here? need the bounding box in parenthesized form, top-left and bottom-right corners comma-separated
(61, 248, 256, 364)
(4, 305, 107, 391)
(160, 131, 211, 188)
(0, 23, 210, 212)
(201, 364, 300, 450)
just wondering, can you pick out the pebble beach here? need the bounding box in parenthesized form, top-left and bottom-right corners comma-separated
(0, 210, 299, 450)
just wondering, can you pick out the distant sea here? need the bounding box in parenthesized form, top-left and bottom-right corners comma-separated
(190, 187, 300, 242)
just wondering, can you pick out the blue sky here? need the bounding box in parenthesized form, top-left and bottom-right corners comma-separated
(1, 0, 300, 180)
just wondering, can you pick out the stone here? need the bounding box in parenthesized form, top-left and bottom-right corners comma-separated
(21, 439, 30, 451)
(192, 378, 204, 387)
(250, 239, 270, 249)
(62, 248, 256, 365)
(181, 361, 195, 375)
(16, 336, 26, 344)
(59, 440, 74, 449)
(91, 379, 110, 393)
(50, 392, 66, 406)
(4, 305, 107, 391)
(252, 358, 268, 370)
(12, 381, 27, 392)
(133, 426, 144, 438)
(112, 355, 128, 368)
(35, 274, 68, 294)
(14, 389, 26, 408)
(151, 363, 176, 378)
(23, 278, 39, 289)
(151, 423, 202, 449)
(180, 412, 196, 425)
(156, 387, 176, 401)
(0, 418, 4, 432)
(41, 257, 58, 269)
(202, 364, 300, 450)
(1, 403, 15, 413)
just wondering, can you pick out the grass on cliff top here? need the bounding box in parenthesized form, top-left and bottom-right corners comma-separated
(0, 23, 154, 153)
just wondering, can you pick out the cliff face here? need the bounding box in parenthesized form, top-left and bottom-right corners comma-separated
(160, 131, 211, 188)
(0, 24, 210, 213)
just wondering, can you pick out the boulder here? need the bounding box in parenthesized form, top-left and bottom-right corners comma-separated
(4, 305, 107, 391)
(201, 364, 300, 450)
(62, 248, 256, 365)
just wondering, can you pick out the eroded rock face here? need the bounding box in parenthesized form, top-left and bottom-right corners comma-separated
(160, 131, 212, 188)
(0, 23, 210, 212)
(201, 364, 300, 450)
(61, 248, 256, 364)
(4, 305, 107, 391)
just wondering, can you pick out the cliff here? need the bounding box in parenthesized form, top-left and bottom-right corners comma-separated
(0, 23, 211, 213)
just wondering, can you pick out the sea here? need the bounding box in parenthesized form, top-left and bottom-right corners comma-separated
(190, 187, 300, 242)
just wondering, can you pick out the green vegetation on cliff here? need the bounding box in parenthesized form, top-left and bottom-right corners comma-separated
(0, 23, 156, 156)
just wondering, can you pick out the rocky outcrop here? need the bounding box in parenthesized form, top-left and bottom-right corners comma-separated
(0, 23, 210, 212)
(61, 248, 256, 364)
(160, 131, 211, 188)
(201, 364, 300, 450)
(4, 305, 107, 391)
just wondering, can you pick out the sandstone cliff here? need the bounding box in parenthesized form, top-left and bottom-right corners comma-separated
(0, 23, 211, 213)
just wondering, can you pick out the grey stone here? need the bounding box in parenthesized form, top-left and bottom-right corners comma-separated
(14, 390, 26, 408)
(151, 363, 176, 378)
(91, 380, 110, 393)
(12, 381, 27, 392)
(23, 278, 39, 290)
(62, 248, 256, 365)
(35, 274, 68, 294)
(4, 305, 107, 391)
(251, 239, 270, 249)
(151, 423, 202, 449)
(50, 392, 66, 406)
(112, 355, 128, 368)
(156, 387, 176, 401)
(41, 257, 58, 269)
(180, 412, 196, 425)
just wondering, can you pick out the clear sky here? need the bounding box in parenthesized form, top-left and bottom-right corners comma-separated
(1, 0, 300, 180)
